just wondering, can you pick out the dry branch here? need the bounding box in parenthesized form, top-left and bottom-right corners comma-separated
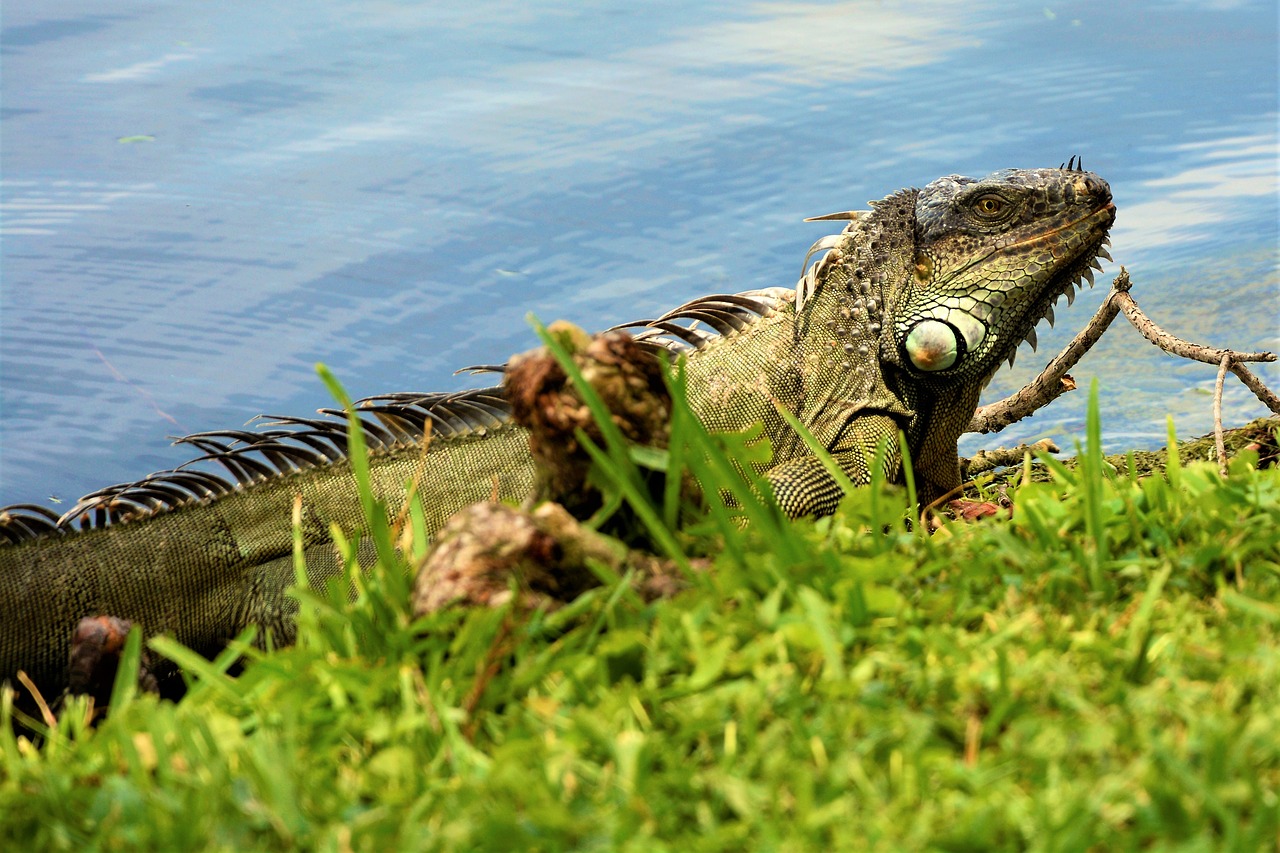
(967, 269, 1131, 434)
(1214, 354, 1231, 478)
(962, 439, 1060, 478)
(967, 267, 1278, 474)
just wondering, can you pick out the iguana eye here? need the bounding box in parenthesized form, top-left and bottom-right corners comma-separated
(904, 320, 961, 371)
(971, 194, 1008, 220)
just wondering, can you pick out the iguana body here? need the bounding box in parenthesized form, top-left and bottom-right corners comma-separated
(0, 164, 1115, 698)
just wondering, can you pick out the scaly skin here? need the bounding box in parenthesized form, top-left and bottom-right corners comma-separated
(662, 164, 1115, 511)
(0, 164, 1114, 699)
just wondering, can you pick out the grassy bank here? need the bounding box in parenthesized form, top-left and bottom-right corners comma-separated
(2, 386, 1278, 851)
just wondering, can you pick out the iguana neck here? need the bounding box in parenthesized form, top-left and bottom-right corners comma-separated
(791, 188, 919, 445)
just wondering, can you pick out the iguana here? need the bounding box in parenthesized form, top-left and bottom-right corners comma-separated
(0, 163, 1115, 700)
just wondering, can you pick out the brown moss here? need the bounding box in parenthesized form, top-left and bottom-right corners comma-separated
(412, 502, 697, 616)
(504, 322, 672, 516)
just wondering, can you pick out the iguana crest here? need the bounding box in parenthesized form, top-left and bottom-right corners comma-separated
(0, 291, 790, 544)
(0, 389, 511, 542)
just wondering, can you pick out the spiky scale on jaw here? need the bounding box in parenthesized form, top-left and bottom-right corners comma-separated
(0, 166, 1115, 701)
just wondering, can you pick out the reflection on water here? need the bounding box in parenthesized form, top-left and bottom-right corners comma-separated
(83, 50, 207, 84)
(1112, 133, 1278, 255)
(1, 0, 1276, 505)
(2, 181, 158, 236)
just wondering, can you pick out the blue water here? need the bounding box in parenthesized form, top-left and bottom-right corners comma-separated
(2, 0, 1277, 506)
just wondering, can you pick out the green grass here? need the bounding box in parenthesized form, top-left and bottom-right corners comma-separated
(2, 369, 1278, 851)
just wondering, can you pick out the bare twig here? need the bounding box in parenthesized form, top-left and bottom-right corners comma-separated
(967, 266, 1279, 474)
(965, 712, 982, 768)
(919, 482, 968, 531)
(16, 670, 57, 729)
(967, 269, 1130, 434)
(461, 612, 518, 742)
(1214, 354, 1230, 478)
(1110, 276, 1278, 475)
(1115, 290, 1276, 368)
(1231, 363, 1280, 414)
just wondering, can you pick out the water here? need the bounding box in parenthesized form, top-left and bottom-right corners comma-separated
(2, 0, 1277, 506)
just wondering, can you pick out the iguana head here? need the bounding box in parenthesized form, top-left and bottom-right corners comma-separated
(884, 163, 1115, 384)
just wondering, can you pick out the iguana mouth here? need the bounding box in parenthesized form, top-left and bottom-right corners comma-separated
(947, 199, 1116, 283)
(1008, 201, 1116, 252)
(1008, 202, 1117, 363)
(962, 197, 1116, 267)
